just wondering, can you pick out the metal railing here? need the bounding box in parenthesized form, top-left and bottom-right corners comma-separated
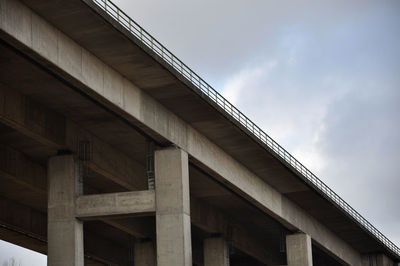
(91, 0, 400, 257)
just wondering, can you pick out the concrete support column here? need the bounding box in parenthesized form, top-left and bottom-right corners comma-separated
(134, 241, 156, 266)
(155, 147, 192, 266)
(204, 237, 230, 266)
(286, 233, 313, 266)
(47, 154, 84, 266)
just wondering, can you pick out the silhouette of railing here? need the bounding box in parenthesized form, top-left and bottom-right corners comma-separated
(92, 0, 400, 257)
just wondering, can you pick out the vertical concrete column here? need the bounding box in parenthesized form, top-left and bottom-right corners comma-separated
(47, 154, 84, 266)
(286, 233, 313, 266)
(134, 241, 156, 266)
(204, 237, 230, 266)
(155, 147, 192, 266)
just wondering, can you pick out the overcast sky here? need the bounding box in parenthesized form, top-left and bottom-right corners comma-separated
(1, 0, 399, 264)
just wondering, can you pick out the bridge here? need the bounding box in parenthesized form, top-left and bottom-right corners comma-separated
(0, 0, 399, 265)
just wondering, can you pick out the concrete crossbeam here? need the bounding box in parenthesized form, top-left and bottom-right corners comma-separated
(286, 233, 313, 266)
(103, 218, 155, 239)
(155, 147, 192, 266)
(47, 154, 84, 266)
(204, 237, 230, 266)
(75, 190, 155, 220)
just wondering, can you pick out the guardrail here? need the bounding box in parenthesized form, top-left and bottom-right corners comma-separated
(92, 0, 400, 257)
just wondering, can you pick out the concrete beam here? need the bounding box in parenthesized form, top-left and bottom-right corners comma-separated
(47, 154, 84, 266)
(103, 218, 155, 240)
(75, 190, 155, 220)
(0, 3, 363, 264)
(155, 147, 192, 266)
(286, 233, 313, 266)
(0, 144, 46, 193)
(204, 237, 230, 266)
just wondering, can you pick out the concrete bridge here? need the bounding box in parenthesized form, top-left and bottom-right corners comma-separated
(0, 0, 399, 265)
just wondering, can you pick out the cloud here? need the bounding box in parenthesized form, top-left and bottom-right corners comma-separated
(222, 61, 276, 105)
(217, 4, 400, 245)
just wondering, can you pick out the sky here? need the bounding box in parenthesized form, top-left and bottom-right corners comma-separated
(1, 0, 399, 264)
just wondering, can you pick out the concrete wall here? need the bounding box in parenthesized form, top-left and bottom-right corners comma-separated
(0, 0, 364, 265)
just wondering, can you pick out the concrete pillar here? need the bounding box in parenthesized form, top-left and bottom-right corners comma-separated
(204, 237, 230, 266)
(134, 241, 156, 266)
(286, 233, 313, 266)
(47, 154, 84, 266)
(155, 147, 192, 266)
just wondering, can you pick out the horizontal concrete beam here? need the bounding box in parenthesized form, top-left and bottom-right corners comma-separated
(0, 1, 363, 265)
(75, 190, 155, 220)
(104, 218, 155, 239)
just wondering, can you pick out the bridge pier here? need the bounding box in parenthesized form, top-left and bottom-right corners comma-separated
(204, 237, 230, 266)
(47, 154, 84, 266)
(155, 147, 193, 266)
(286, 233, 313, 266)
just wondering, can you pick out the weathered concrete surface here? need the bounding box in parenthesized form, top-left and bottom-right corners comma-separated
(47, 155, 84, 266)
(0, 1, 364, 265)
(75, 190, 155, 220)
(204, 237, 230, 266)
(286, 233, 313, 266)
(155, 148, 192, 266)
(362, 253, 395, 266)
(135, 241, 156, 266)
